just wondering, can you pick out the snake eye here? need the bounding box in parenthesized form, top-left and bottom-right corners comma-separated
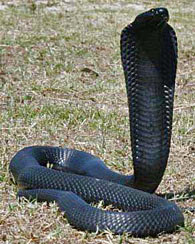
(155, 8, 169, 21)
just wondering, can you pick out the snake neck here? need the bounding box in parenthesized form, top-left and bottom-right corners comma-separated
(121, 24, 176, 193)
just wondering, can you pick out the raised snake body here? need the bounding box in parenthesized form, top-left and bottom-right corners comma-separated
(10, 8, 184, 237)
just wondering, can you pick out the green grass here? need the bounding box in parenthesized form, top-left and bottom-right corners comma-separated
(0, 0, 194, 243)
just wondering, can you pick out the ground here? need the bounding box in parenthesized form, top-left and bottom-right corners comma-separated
(0, 0, 194, 243)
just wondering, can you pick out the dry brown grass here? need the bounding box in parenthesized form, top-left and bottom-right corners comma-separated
(0, 0, 194, 243)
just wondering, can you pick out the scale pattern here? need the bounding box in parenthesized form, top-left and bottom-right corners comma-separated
(10, 8, 184, 237)
(120, 21, 177, 193)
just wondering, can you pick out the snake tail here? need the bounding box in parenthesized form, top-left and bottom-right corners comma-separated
(9, 8, 183, 237)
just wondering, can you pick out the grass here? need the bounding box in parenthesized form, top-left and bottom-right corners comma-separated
(0, 0, 194, 243)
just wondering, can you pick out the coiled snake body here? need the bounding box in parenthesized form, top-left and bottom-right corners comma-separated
(10, 8, 184, 237)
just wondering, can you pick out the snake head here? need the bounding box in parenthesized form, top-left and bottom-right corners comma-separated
(132, 8, 169, 31)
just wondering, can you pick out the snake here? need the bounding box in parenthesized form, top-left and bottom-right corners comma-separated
(10, 8, 185, 237)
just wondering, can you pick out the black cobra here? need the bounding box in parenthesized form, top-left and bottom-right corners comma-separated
(10, 8, 184, 237)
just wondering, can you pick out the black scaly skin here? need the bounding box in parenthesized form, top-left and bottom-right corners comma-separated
(121, 8, 177, 193)
(9, 8, 184, 237)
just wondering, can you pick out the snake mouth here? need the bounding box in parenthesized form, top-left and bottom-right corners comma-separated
(133, 8, 169, 30)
